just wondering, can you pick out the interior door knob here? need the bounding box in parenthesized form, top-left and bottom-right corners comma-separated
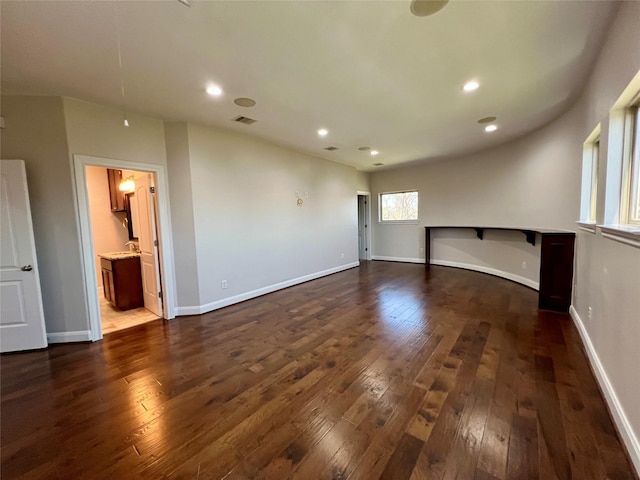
(21, 265, 33, 271)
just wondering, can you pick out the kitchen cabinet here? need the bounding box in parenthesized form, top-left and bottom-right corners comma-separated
(107, 168, 127, 212)
(100, 255, 143, 310)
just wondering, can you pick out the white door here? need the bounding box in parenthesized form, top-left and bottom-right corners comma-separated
(0, 160, 47, 352)
(133, 173, 162, 317)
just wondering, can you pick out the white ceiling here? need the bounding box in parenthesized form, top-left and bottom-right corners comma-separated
(1, 1, 618, 171)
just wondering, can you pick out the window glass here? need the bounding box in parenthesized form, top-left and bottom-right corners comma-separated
(628, 106, 640, 224)
(379, 191, 418, 222)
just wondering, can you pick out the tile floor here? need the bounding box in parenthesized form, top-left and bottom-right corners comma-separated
(99, 291, 160, 334)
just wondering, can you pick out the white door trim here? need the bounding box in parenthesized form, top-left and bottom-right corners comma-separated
(357, 191, 372, 261)
(72, 155, 177, 341)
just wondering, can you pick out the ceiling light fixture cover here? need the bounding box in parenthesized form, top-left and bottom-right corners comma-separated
(485, 124, 498, 132)
(463, 81, 480, 92)
(317, 128, 328, 137)
(477, 116, 497, 124)
(206, 85, 223, 96)
(234, 97, 256, 107)
(410, 0, 449, 17)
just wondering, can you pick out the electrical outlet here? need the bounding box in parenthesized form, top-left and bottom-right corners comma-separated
(341, 253, 344, 259)
(221, 280, 227, 289)
(522, 261, 527, 269)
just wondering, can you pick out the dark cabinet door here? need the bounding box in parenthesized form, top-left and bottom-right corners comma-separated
(102, 269, 113, 303)
(107, 169, 127, 212)
(538, 233, 575, 312)
(100, 257, 143, 310)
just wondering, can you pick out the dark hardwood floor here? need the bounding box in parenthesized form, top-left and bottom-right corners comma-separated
(1, 262, 636, 479)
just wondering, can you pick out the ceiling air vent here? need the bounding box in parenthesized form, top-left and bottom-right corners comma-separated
(324, 146, 339, 151)
(233, 115, 257, 125)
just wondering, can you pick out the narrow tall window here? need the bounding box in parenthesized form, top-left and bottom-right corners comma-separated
(579, 127, 600, 225)
(379, 191, 418, 223)
(626, 104, 640, 225)
(589, 140, 599, 223)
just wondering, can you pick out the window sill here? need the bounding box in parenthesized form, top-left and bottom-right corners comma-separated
(598, 224, 640, 248)
(378, 221, 420, 225)
(576, 221, 597, 233)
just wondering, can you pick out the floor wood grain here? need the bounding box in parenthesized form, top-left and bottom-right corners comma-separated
(1, 262, 637, 479)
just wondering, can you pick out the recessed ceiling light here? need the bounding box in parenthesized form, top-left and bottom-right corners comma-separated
(477, 116, 497, 124)
(317, 128, 328, 137)
(485, 124, 498, 132)
(234, 97, 256, 107)
(373, 163, 384, 167)
(370, 150, 379, 156)
(462, 81, 480, 92)
(358, 146, 371, 151)
(206, 84, 223, 96)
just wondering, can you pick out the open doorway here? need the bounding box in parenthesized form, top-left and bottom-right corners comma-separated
(357, 192, 371, 261)
(74, 155, 176, 341)
(85, 166, 162, 334)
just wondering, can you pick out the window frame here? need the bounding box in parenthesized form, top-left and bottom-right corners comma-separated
(621, 101, 640, 226)
(599, 72, 640, 249)
(378, 190, 419, 224)
(579, 126, 600, 229)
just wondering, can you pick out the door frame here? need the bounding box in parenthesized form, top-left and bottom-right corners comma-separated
(73, 154, 177, 341)
(357, 191, 372, 261)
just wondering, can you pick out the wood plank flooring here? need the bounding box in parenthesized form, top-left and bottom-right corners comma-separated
(1, 262, 637, 479)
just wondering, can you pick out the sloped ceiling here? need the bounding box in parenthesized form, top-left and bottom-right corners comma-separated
(0, 1, 618, 170)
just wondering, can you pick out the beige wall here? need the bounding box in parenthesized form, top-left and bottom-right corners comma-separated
(370, 100, 583, 285)
(356, 170, 370, 192)
(63, 97, 167, 167)
(164, 122, 200, 308)
(85, 166, 130, 288)
(185, 123, 359, 311)
(0, 96, 87, 335)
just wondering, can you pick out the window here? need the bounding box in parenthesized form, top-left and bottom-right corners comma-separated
(379, 191, 418, 223)
(600, 72, 640, 246)
(623, 102, 640, 225)
(579, 128, 600, 225)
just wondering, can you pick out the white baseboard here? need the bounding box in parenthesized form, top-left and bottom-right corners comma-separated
(430, 259, 539, 290)
(47, 330, 92, 344)
(569, 306, 640, 475)
(371, 255, 424, 264)
(175, 262, 360, 316)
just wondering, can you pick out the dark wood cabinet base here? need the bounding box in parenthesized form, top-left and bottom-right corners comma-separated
(100, 256, 143, 310)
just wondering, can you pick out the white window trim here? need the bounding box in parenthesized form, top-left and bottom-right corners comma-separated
(597, 224, 640, 249)
(601, 71, 640, 241)
(579, 125, 600, 224)
(576, 221, 597, 234)
(378, 190, 419, 224)
(621, 102, 640, 226)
